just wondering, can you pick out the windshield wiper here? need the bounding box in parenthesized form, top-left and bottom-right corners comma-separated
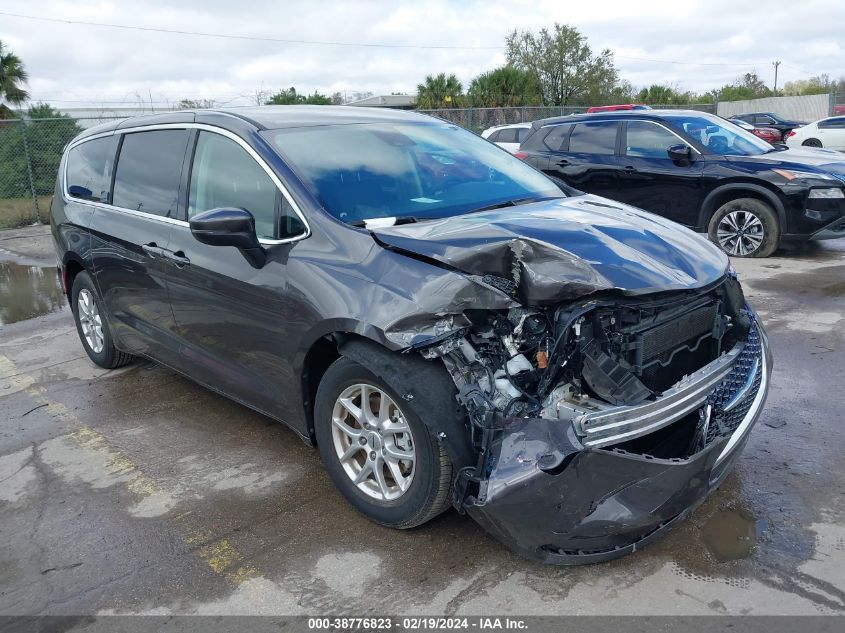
(467, 196, 559, 214)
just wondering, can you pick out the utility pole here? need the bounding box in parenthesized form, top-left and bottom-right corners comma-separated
(772, 61, 781, 96)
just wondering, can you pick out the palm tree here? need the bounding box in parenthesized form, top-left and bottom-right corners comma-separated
(416, 73, 463, 109)
(0, 41, 29, 118)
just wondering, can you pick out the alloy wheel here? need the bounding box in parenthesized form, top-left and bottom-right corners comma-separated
(717, 210, 765, 256)
(331, 383, 416, 501)
(77, 288, 104, 353)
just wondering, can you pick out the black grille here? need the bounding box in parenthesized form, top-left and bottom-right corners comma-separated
(704, 320, 763, 445)
(640, 303, 719, 362)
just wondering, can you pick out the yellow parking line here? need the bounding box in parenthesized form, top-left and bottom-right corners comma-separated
(0, 353, 259, 587)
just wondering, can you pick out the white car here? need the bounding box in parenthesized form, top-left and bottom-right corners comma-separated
(481, 123, 532, 153)
(785, 116, 845, 151)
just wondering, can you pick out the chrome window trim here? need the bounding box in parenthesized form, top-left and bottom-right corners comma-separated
(622, 119, 703, 156)
(62, 122, 311, 245)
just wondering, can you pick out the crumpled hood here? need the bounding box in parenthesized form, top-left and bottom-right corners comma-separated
(371, 195, 729, 305)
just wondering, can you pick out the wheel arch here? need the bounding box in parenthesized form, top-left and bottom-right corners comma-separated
(301, 332, 474, 470)
(697, 183, 786, 233)
(61, 252, 87, 300)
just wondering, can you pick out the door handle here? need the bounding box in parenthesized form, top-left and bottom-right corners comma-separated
(165, 250, 191, 268)
(142, 243, 166, 259)
(556, 158, 570, 166)
(624, 165, 636, 171)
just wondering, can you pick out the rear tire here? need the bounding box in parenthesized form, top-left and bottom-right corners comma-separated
(71, 271, 133, 369)
(802, 138, 823, 148)
(708, 198, 779, 258)
(315, 356, 452, 529)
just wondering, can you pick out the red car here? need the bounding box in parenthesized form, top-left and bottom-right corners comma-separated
(749, 127, 782, 143)
(586, 104, 651, 113)
(730, 118, 782, 143)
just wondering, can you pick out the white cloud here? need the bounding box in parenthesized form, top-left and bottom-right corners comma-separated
(1, 0, 843, 108)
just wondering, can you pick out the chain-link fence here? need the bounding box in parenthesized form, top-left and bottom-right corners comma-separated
(0, 116, 115, 229)
(416, 103, 717, 133)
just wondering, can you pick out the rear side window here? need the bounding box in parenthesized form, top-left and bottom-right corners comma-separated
(541, 124, 572, 151)
(819, 117, 845, 129)
(188, 131, 303, 240)
(569, 121, 619, 155)
(112, 130, 191, 218)
(497, 128, 519, 143)
(519, 126, 551, 151)
(65, 137, 115, 203)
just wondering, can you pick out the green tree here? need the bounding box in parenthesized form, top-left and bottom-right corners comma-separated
(0, 40, 29, 119)
(713, 73, 772, 102)
(415, 73, 463, 109)
(467, 66, 542, 107)
(634, 84, 701, 106)
(0, 104, 82, 197)
(782, 74, 834, 96)
(505, 23, 617, 106)
(597, 80, 635, 105)
(265, 87, 333, 105)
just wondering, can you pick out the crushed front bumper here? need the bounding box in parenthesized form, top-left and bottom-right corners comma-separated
(462, 320, 772, 564)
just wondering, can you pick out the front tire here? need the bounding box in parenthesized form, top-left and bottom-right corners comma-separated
(314, 356, 452, 529)
(708, 198, 779, 258)
(71, 271, 133, 369)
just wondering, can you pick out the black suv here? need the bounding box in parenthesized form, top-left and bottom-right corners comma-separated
(518, 110, 845, 257)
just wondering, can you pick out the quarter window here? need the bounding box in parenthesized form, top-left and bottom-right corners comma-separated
(66, 137, 116, 203)
(497, 128, 519, 143)
(541, 124, 572, 151)
(188, 131, 302, 240)
(625, 121, 682, 158)
(112, 130, 191, 218)
(568, 121, 619, 155)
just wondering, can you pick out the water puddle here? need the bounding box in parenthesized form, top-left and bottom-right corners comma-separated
(701, 508, 767, 562)
(0, 258, 65, 325)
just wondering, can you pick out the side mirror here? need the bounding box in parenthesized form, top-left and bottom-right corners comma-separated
(67, 185, 93, 199)
(667, 144, 693, 165)
(189, 207, 266, 268)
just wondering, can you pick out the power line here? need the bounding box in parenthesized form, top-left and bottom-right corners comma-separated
(0, 11, 789, 69)
(614, 55, 761, 67)
(0, 11, 502, 50)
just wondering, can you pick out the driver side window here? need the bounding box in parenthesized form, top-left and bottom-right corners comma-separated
(188, 131, 304, 240)
(625, 121, 682, 158)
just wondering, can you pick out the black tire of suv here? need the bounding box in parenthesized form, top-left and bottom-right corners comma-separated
(314, 356, 452, 529)
(802, 138, 823, 148)
(708, 198, 780, 258)
(71, 271, 134, 369)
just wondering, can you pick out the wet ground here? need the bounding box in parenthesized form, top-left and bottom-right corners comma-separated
(0, 225, 843, 616)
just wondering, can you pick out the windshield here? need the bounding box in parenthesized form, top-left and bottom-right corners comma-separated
(667, 114, 774, 156)
(263, 122, 562, 225)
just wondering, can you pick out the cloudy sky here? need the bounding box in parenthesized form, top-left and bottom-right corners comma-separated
(1, 0, 843, 109)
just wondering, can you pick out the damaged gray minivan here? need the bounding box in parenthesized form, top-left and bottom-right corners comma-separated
(54, 106, 771, 564)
